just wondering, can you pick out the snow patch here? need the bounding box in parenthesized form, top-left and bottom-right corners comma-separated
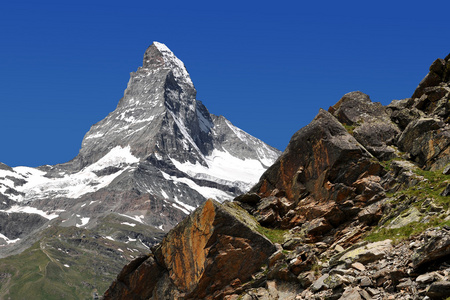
(0, 233, 20, 245)
(10, 146, 139, 202)
(161, 171, 232, 202)
(171, 149, 266, 192)
(121, 222, 136, 227)
(118, 213, 145, 224)
(76, 217, 90, 228)
(0, 205, 60, 220)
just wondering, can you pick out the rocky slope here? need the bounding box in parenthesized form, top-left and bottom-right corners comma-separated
(105, 53, 450, 299)
(0, 42, 280, 299)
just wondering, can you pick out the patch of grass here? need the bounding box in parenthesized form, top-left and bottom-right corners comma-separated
(365, 220, 434, 243)
(0, 213, 165, 300)
(386, 167, 449, 211)
(379, 157, 404, 172)
(256, 226, 288, 244)
(364, 166, 450, 243)
(342, 123, 356, 135)
(365, 211, 450, 244)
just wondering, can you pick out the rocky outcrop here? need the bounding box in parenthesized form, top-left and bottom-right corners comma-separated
(329, 91, 401, 160)
(104, 199, 276, 299)
(398, 117, 450, 170)
(243, 108, 383, 238)
(393, 53, 450, 170)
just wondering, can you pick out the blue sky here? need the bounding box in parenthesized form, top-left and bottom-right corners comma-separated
(1, 0, 450, 167)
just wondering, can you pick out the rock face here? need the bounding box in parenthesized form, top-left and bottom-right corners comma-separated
(247, 108, 383, 234)
(329, 91, 400, 160)
(104, 199, 276, 300)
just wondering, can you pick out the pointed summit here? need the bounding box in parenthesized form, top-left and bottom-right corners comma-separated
(142, 42, 193, 86)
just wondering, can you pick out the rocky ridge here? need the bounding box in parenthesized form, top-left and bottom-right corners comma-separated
(105, 53, 450, 299)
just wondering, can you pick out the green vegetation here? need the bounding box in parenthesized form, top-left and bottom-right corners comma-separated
(0, 213, 164, 300)
(365, 219, 450, 243)
(256, 225, 288, 244)
(364, 164, 450, 243)
(342, 123, 356, 135)
(0, 227, 124, 300)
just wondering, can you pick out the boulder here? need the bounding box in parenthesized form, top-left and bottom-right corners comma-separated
(426, 281, 450, 299)
(104, 200, 276, 299)
(387, 98, 424, 130)
(251, 109, 382, 231)
(441, 183, 450, 196)
(413, 231, 450, 271)
(329, 91, 400, 160)
(330, 240, 392, 266)
(398, 118, 450, 170)
(412, 57, 450, 100)
(104, 255, 164, 300)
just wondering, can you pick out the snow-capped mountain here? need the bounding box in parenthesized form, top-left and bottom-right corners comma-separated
(0, 42, 280, 251)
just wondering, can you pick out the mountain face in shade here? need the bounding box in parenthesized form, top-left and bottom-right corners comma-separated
(0, 42, 280, 265)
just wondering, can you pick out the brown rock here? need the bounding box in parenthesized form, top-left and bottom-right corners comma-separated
(104, 255, 164, 300)
(234, 192, 261, 204)
(252, 109, 379, 203)
(104, 200, 276, 299)
(338, 286, 363, 300)
(303, 217, 333, 236)
(298, 271, 316, 288)
(351, 262, 366, 272)
(426, 281, 450, 299)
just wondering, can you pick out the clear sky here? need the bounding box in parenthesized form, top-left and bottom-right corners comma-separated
(1, 0, 450, 167)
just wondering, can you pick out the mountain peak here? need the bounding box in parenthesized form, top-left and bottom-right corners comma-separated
(142, 42, 192, 86)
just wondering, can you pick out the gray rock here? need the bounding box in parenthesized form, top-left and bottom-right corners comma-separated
(331, 240, 392, 266)
(282, 238, 303, 250)
(329, 91, 401, 160)
(324, 274, 345, 289)
(416, 272, 437, 284)
(338, 286, 363, 300)
(441, 183, 450, 197)
(359, 276, 372, 287)
(311, 274, 329, 292)
(443, 164, 450, 175)
(398, 117, 450, 170)
(426, 281, 450, 299)
(413, 233, 450, 271)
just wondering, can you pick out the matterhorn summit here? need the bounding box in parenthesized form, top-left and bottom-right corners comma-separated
(0, 42, 281, 253)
